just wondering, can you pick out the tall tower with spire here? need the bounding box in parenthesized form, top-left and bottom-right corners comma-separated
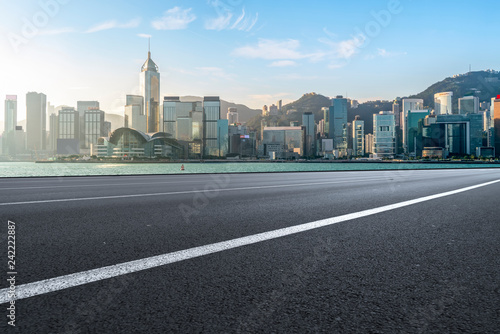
(140, 39, 160, 133)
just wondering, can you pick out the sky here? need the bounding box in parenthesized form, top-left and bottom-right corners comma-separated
(1, 0, 500, 121)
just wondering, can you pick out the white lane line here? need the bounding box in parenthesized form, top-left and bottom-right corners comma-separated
(0, 176, 386, 191)
(0, 177, 387, 206)
(1, 178, 499, 304)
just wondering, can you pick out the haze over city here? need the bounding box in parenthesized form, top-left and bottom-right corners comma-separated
(1, 0, 500, 121)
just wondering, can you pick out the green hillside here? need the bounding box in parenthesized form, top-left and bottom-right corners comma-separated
(410, 70, 500, 109)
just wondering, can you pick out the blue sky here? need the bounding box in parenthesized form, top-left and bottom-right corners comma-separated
(1, 0, 499, 120)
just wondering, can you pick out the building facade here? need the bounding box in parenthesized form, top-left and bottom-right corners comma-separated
(352, 116, 365, 157)
(3, 95, 17, 156)
(434, 92, 453, 115)
(373, 111, 396, 158)
(26, 92, 47, 151)
(459, 96, 479, 114)
(140, 50, 160, 133)
(302, 112, 315, 157)
(203, 96, 221, 157)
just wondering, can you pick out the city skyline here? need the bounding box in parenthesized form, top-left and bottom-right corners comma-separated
(1, 0, 500, 123)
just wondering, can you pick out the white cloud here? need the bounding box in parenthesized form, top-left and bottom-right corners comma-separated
(152, 7, 196, 30)
(205, 8, 258, 32)
(233, 39, 319, 61)
(319, 34, 365, 60)
(38, 28, 75, 36)
(85, 18, 141, 33)
(137, 33, 152, 39)
(365, 48, 407, 60)
(205, 13, 233, 30)
(269, 60, 297, 67)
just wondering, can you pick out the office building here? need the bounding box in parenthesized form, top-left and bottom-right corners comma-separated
(83, 109, 105, 149)
(373, 111, 395, 158)
(406, 110, 431, 156)
(434, 92, 453, 115)
(48, 113, 59, 152)
(57, 107, 80, 155)
(77, 101, 100, 117)
(125, 95, 146, 133)
(203, 96, 221, 157)
(418, 113, 484, 158)
(459, 96, 479, 114)
(3, 95, 17, 156)
(262, 126, 305, 159)
(227, 108, 238, 125)
(401, 98, 423, 153)
(365, 134, 374, 155)
(302, 112, 315, 157)
(140, 48, 160, 132)
(331, 96, 348, 150)
(352, 116, 365, 157)
(26, 92, 47, 151)
(217, 119, 229, 157)
(494, 96, 500, 157)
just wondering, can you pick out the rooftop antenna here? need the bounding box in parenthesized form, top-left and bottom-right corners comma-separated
(148, 37, 151, 58)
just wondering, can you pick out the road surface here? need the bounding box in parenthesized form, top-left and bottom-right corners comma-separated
(1, 169, 500, 333)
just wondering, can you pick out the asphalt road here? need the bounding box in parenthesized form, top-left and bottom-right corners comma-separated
(1, 169, 500, 333)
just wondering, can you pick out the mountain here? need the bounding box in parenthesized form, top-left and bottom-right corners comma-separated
(180, 96, 260, 123)
(246, 92, 393, 136)
(410, 70, 500, 109)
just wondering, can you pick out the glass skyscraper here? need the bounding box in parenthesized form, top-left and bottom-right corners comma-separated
(203, 96, 221, 157)
(331, 96, 348, 150)
(141, 49, 160, 133)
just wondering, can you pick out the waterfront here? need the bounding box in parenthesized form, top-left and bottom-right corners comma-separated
(0, 161, 499, 178)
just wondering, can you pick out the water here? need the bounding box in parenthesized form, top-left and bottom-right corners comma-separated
(0, 161, 499, 178)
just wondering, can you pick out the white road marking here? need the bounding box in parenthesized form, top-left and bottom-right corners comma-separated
(0, 177, 387, 206)
(1, 178, 499, 304)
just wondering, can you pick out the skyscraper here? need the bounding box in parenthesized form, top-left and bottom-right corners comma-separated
(302, 112, 315, 157)
(125, 95, 146, 132)
(26, 92, 47, 151)
(203, 96, 221, 157)
(140, 46, 160, 133)
(83, 109, 105, 149)
(458, 96, 479, 114)
(352, 115, 365, 157)
(434, 92, 453, 115)
(401, 98, 423, 154)
(373, 111, 395, 158)
(3, 95, 17, 155)
(494, 96, 500, 157)
(331, 96, 348, 150)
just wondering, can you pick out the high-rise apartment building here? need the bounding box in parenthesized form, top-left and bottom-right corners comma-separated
(140, 48, 160, 133)
(434, 92, 453, 115)
(227, 108, 238, 125)
(26, 92, 47, 151)
(352, 116, 365, 157)
(3, 95, 17, 155)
